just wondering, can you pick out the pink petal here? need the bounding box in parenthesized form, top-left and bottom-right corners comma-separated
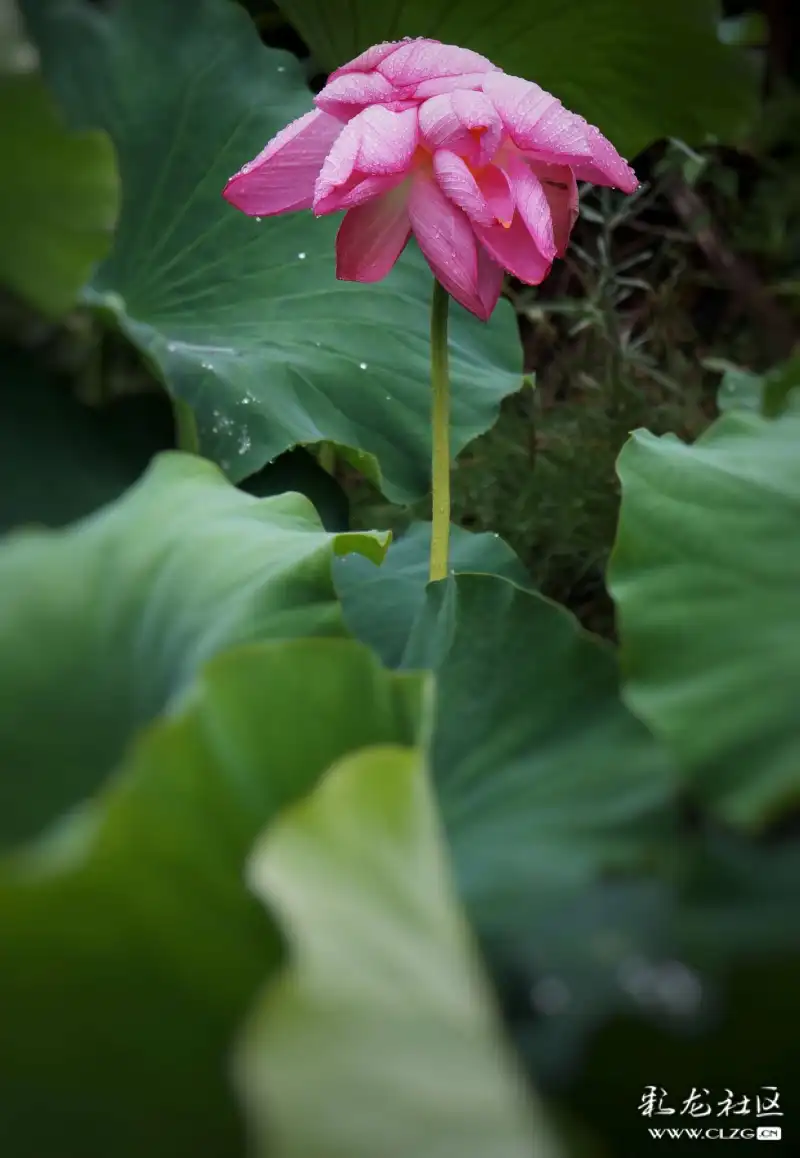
(482, 73, 637, 192)
(315, 71, 396, 120)
(329, 41, 407, 81)
(314, 106, 418, 207)
(223, 109, 343, 217)
(413, 72, 493, 99)
(477, 165, 514, 227)
(433, 150, 495, 227)
(477, 245, 505, 319)
(419, 90, 503, 166)
(571, 123, 638, 193)
(502, 153, 556, 260)
(530, 161, 578, 254)
(378, 41, 498, 87)
(451, 89, 503, 165)
(355, 106, 419, 173)
(314, 118, 360, 205)
(419, 94, 463, 151)
(408, 171, 484, 318)
(314, 171, 408, 215)
(336, 182, 412, 282)
(482, 72, 589, 159)
(475, 214, 553, 286)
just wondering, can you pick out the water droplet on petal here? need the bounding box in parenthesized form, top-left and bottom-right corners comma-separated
(297, 252, 306, 260)
(255, 216, 262, 222)
(359, 362, 368, 370)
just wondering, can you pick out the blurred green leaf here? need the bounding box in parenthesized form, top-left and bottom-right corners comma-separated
(0, 452, 388, 849)
(22, 0, 522, 501)
(718, 11, 769, 48)
(762, 354, 800, 418)
(238, 743, 563, 1158)
(277, 0, 757, 158)
(0, 0, 37, 74)
(0, 71, 118, 315)
(0, 345, 174, 533)
(610, 410, 800, 826)
(0, 639, 424, 1158)
(554, 834, 800, 1153)
(711, 354, 800, 417)
(710, 359, 765, 412)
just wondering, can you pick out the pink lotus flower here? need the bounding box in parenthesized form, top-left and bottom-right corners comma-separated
(223, 38, 638, 320)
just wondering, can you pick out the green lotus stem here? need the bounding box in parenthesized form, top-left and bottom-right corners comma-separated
(173, 397, 200, 455)
(429, 280, 451, 583)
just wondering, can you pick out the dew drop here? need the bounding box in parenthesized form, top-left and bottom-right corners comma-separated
(237, 432, 252, 455)
(297, 252, 307, 260)
(359, 362, 368, 370)
(255, 216, 262, 222)
(277, 65, 286, 73)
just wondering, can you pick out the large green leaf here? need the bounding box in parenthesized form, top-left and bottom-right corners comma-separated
(276, 0, 756, 158)
(336, 554, 677, 1079)
(336, 529, 674, 912)
(0, 451, 388, 848)
(335, 520, 531, 667)
(0, 639, 424, 1158)
(0, 345, 174, 533)
(238, 743, 563, 1158)
(609, 410, 800, 828)
(421, 576, 675, 926)
(0, 70, 118, 315)
(330, 497, 800, 1145)
(22, 0, 522, 501)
